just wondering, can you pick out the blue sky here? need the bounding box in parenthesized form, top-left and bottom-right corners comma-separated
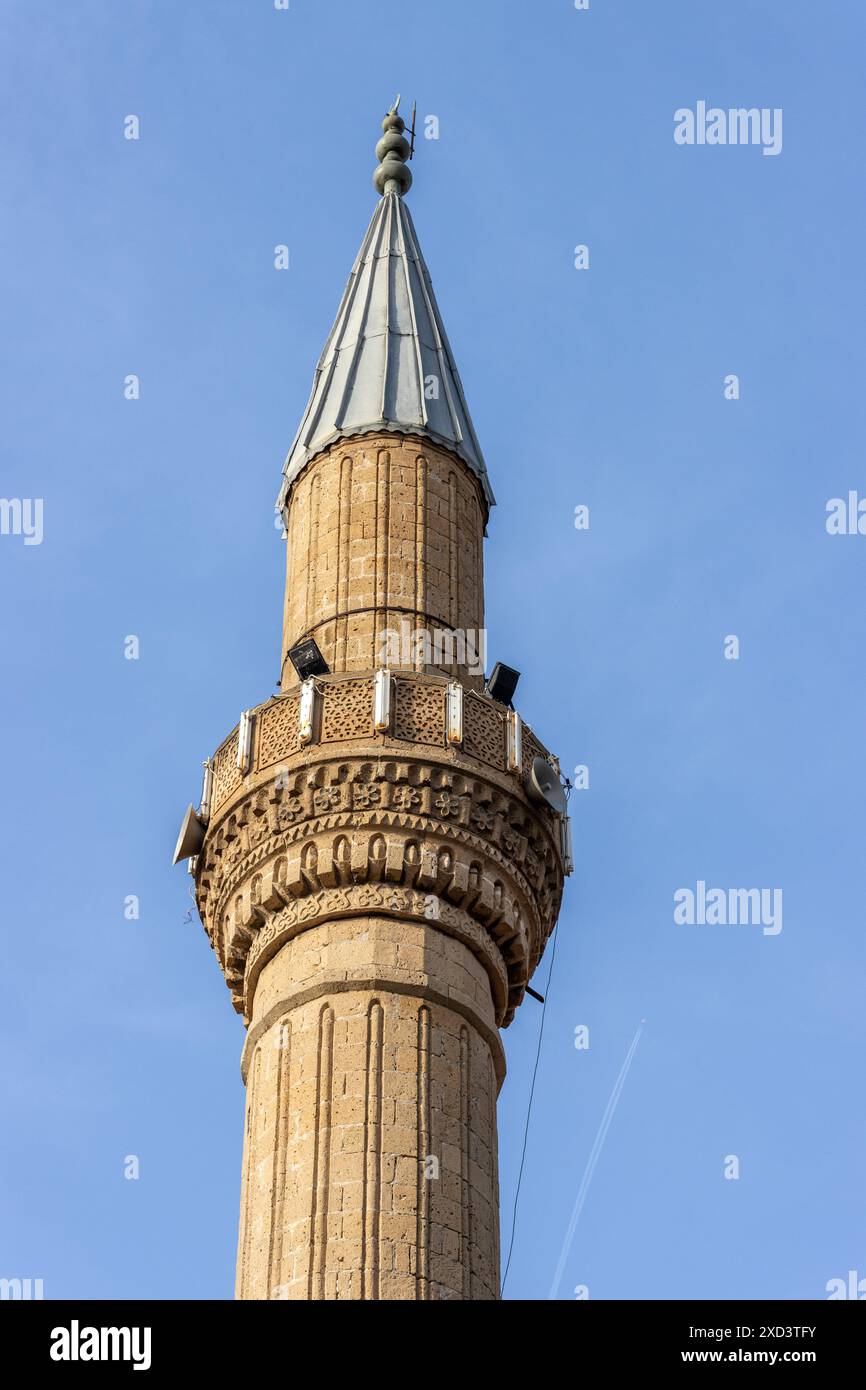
(2, 0, 864, 1300)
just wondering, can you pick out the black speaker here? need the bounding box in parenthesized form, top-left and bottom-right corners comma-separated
(485, 661, 520, 706)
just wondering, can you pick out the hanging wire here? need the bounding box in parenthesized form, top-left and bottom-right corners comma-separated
(500, 919, 561, 1296)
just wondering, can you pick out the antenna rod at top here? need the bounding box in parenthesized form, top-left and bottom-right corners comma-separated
(408, 100, 417, 159)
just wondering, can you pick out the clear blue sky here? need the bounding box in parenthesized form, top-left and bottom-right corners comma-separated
(2, 0, 864, 1301)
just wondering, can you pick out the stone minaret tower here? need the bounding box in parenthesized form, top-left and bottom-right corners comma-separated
(178, 104, 570, 1301)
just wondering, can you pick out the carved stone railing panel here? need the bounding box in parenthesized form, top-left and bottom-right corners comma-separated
(321, 677, 373, 743)
(212, 733, 241, 809)
(208, 675, 547, 818)
(256, 696, 300, 769)
(521, 725, 546, 779)
(393, 676, 446, 744)
(463, 691, 505, 769)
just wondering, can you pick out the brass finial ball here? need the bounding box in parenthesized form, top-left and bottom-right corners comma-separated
(376, 131, 410, 164)
(373, 157, 412, 196)
(374, 102, 412, 196)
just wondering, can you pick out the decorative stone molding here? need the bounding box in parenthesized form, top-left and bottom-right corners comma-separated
(192, 675, 565, 1029)
(195, 784, 561, 1026)
(239, 972, 508, 1093)
(243, 884, 511, 1023)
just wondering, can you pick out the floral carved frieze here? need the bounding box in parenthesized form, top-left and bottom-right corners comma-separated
(196, 797, 560, 1028)
(199, 773, 559, 936)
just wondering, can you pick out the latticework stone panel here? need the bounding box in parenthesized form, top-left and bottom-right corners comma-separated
(212, 734, 242, 813)
(256, 697, 301, 770)
(521, 726, 546, 779)
(393, 678, 446, 745)
(320, 679, 373, 743)
(463, 693, 504, 769)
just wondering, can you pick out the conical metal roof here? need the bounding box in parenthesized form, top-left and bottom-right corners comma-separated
(277, 190, 494, 514)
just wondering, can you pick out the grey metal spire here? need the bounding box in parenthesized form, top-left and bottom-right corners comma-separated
(276, 102, 494, 516)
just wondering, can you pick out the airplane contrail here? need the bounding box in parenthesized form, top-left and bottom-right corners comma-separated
(548, 1020, 645, 1300)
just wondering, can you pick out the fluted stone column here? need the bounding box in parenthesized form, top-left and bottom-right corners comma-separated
(235, 916, 502, 1300)
(192, 435, 564, 1297)
(280, 434, 487, 690)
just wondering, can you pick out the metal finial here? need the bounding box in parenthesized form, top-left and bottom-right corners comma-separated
(373, 98, 413, 198)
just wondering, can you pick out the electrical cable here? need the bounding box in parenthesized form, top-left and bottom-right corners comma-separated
(500, 918, 561, 1296)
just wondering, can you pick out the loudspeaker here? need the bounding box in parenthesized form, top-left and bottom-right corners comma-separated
(172, 804, 206, 865)
(525, 757, 567, 815)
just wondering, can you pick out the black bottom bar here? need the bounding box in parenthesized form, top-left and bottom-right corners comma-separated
(4, 1297, 862, 1374)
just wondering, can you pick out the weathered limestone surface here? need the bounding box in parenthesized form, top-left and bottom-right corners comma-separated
(236, 918, 501, 1301)
(280, 434, 487, 689)
(194, 444, 565, 1299)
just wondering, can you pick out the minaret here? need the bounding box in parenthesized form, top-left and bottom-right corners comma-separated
(178, 103, 570, 1301)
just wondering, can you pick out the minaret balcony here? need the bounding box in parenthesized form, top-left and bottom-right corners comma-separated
(191, 670, 566, 1030)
